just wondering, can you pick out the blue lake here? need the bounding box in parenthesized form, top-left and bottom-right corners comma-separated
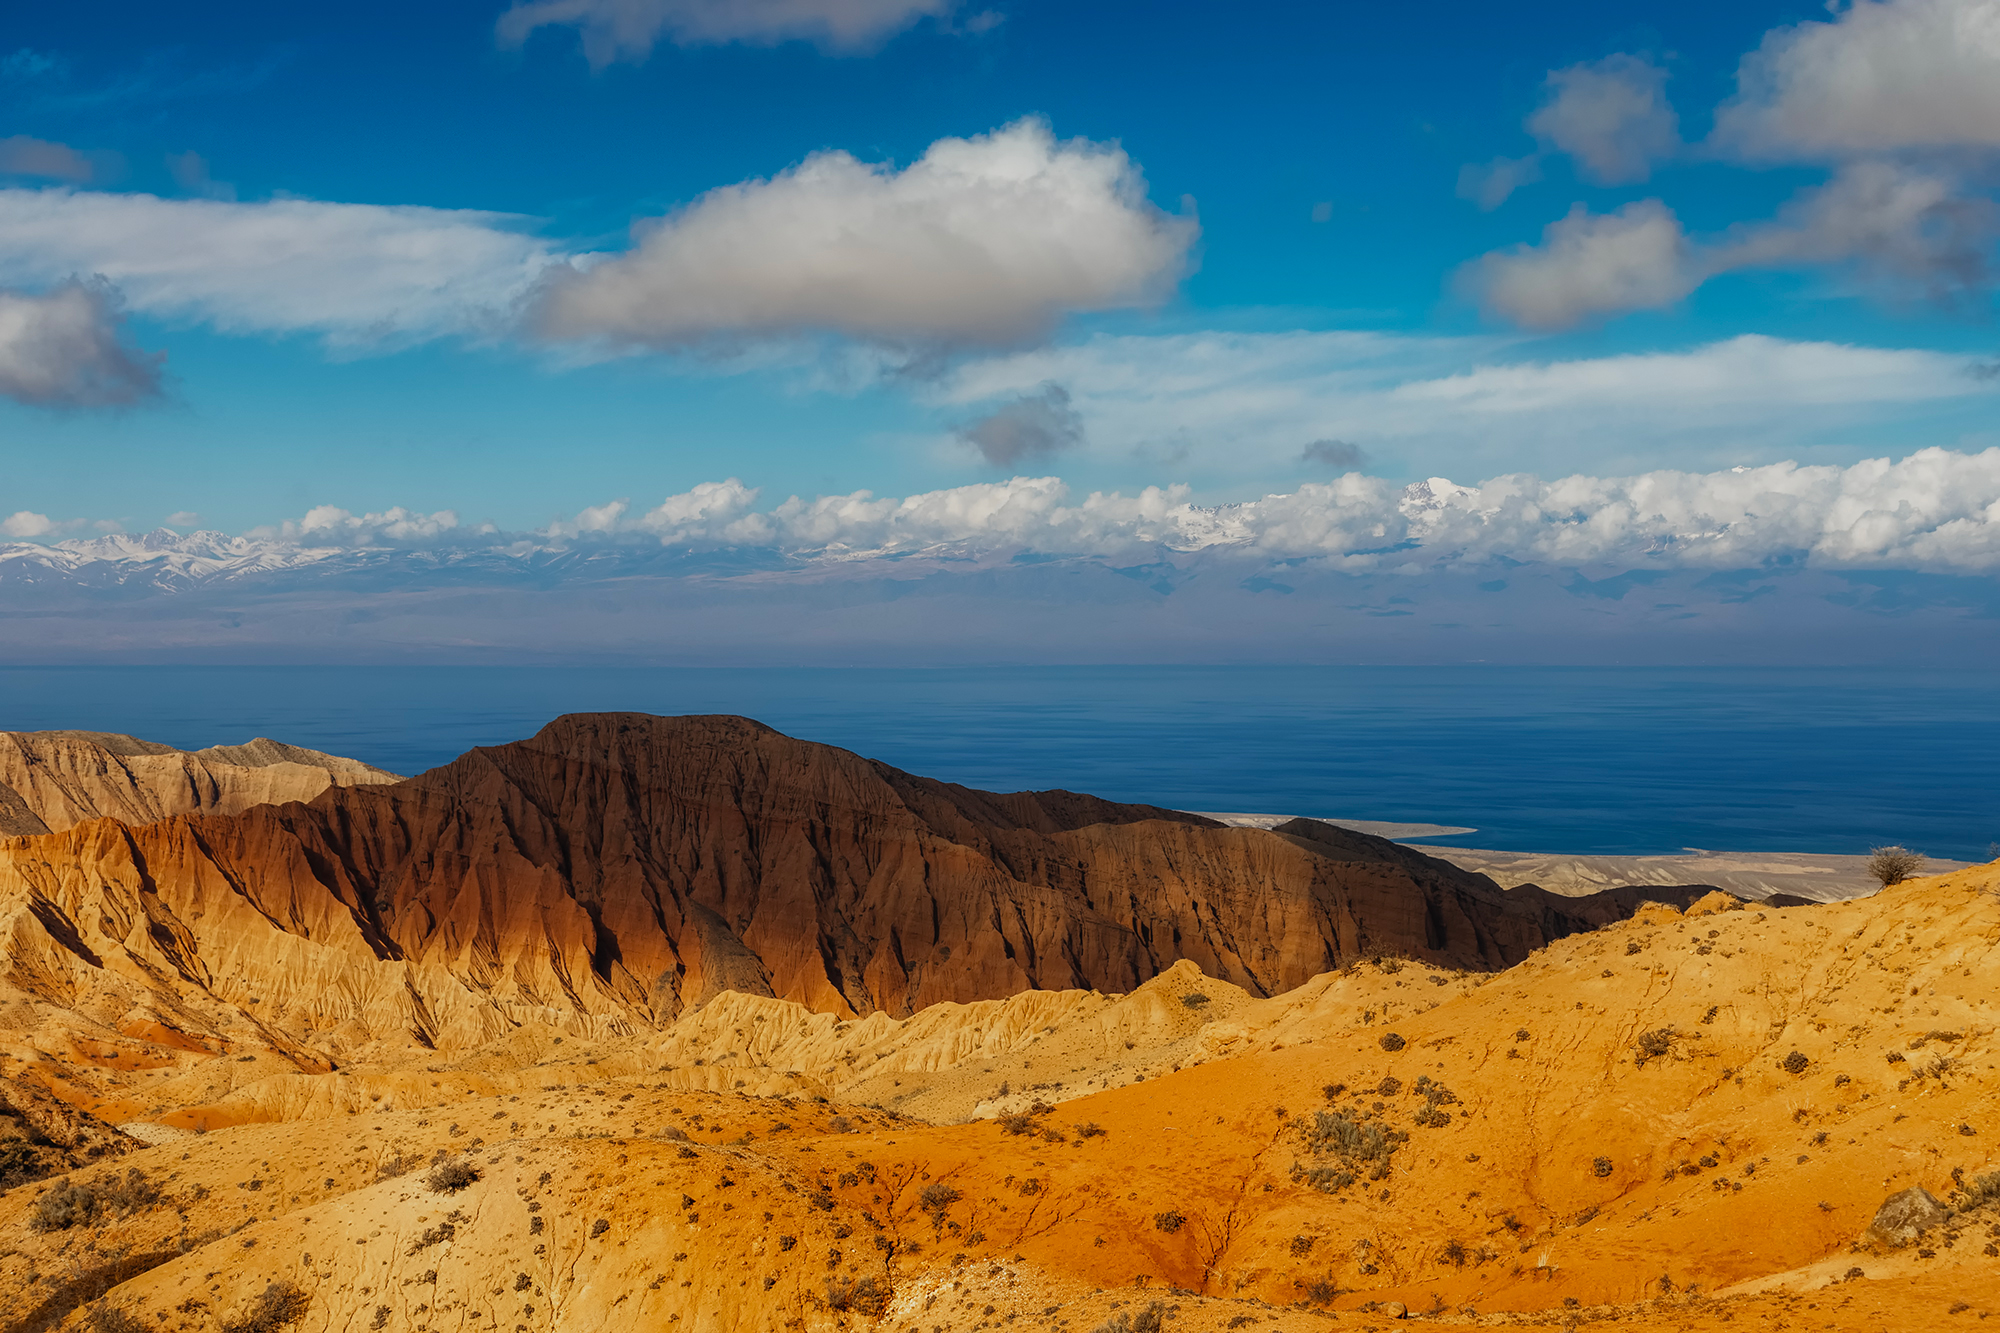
(1, 665, 1994, 859)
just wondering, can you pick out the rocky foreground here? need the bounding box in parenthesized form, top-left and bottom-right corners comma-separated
(0, 716, 1991, 1331)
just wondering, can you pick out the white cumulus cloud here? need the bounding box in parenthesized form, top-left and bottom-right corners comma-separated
(248, 505, 465, 545)
(497, 0, 962, 63)
(1, 511, 55, 539)
(1463, 2, 2000, 327)
(1712, 160, 1996, 298)
(0, 280, 162, 408)
(527, 119, 1197, 352)
(0, 188, 564, 348)
(1713, 0, 2000, 160)
(1459, 201, 1699, 329)
(1467, 164, 1996, 327)
(1528, 54, 1680, 184)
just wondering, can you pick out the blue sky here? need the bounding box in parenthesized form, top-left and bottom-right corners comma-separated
(1, 0, 1997, 563)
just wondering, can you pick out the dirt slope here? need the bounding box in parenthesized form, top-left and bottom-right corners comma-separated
(0, 730, 400, 837)
(0, 861, 1992, 1331)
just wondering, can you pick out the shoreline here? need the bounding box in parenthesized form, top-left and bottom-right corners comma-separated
(1193, 810, 1974, 901)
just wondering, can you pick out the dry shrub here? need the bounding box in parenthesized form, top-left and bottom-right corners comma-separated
(1153, 1210, 1185, 1233)
(425, 1159, 480, 1193)
(1633, 1028, 1674, 1067)
(27, 1169, 162, 1233)
(1091, 1302, 1167, 1333)
(824, 1276, 889, 1315)
(1867, 846, 1925, 887)
(219, 1281, 310, 1333)
(404, 1220, 455, 1255)
(1301, 1278, 1341, 1305)
(1297, 1110, 1406, 1191)
(1958, 1171, 2000, 1211)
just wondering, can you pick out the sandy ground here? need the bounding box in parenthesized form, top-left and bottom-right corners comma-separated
(5, 864, 1998, 1331)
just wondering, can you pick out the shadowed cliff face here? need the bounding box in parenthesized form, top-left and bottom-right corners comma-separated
(0, 714, 1682, 1059)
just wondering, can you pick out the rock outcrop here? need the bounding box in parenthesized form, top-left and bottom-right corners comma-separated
(1867, 1185, 1951, 1248)
(0, 1068, 136, 1187)
(0, 729, 400, 837)
(0, 714, 1702, 1066)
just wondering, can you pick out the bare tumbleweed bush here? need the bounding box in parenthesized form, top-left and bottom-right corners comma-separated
(1867, 846, 1925, 887)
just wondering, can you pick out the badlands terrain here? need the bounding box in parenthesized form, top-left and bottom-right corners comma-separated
(0, 714, 1991, 1332)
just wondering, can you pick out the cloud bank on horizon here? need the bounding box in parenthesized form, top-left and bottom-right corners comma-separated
(12, 448, 2000, 577)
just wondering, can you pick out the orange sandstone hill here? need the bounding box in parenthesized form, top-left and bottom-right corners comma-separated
(0, 865, 1993, 1333)
(0, 729, 400, 837)
(0, 714, 1707, 1074)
